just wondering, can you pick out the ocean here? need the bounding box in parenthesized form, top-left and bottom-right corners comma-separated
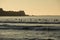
(0, 16, 60, 40)
(0, 29, 59, 40)
(0, 23, 60, 40)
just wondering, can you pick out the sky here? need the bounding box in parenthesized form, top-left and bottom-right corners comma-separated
(0, 0, 60, 15)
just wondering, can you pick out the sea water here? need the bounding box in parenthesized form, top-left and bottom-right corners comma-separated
(0, 16, 60, 40)
(0, 26, 60, 40)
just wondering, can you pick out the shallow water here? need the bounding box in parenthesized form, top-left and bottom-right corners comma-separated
(0, 29, 60, 40)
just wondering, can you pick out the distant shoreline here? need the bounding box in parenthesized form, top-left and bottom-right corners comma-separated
(0, 15, 60, 17)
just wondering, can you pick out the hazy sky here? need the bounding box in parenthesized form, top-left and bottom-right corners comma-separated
(0, 0, 60, 15)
